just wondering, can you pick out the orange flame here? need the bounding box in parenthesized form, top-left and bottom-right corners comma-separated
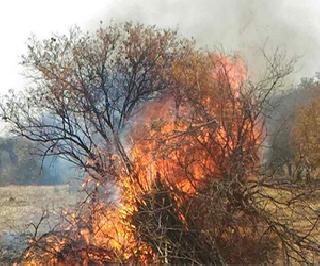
(93, 53, 261, 262)
(28, 53, 261, 264)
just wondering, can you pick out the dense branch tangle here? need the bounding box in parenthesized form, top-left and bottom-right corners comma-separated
(1, 22, 318, 264)
(2, 22, 186, 178)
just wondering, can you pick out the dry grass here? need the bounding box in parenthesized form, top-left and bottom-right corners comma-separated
(0, 184, 319, 263)
(256, 185, 320, 263)
(0, 185, 83, 262)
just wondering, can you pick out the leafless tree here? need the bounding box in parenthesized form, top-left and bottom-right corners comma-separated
(1, 22, 188, 180)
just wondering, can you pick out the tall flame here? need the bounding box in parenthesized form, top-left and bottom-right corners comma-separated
(91, 53, 261, 261)
(25, 53, 262, 264)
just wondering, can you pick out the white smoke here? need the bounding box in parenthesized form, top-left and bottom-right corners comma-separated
(91, 0, 320, 82)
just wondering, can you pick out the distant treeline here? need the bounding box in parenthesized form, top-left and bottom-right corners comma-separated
(0, 137, 75, 186)
(266, 74, 320, 178)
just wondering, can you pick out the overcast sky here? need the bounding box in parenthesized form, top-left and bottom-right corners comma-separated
(1, 0, 320, 94)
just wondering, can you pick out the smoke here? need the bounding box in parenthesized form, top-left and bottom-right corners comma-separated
(41, 157, 81, 185)
(92, 0, 320, 82)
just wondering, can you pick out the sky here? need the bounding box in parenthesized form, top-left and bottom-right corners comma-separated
(1, 0, 320, 94)
(0, 0, 109, 93)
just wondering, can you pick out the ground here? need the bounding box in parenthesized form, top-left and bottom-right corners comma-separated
(0, 184, 319, 264)
(0, 185, 82, 263)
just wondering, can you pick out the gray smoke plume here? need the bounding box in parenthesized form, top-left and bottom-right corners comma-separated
(92, 0, 320, 82)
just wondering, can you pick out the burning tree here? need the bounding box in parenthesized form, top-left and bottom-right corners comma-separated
(1, 22, 319, 264)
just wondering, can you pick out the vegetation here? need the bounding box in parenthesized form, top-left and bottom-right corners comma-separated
(0, 136, 73, 186)
(267, 76, 320, 181)
(1, 22, 319, 264)
(0, 185, 82, 264)
(291, 95, 320, 181)
(0, 137, 43, 185)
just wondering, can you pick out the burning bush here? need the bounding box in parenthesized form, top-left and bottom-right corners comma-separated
(2, 22, 319, 264)
(117, 52, 279, 264)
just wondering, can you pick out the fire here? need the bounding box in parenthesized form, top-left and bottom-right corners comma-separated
(125, 53, 254, 193)
(24, 53, 262, 264)
(92, 53, 260, 261)
(96, 53, 259, 261)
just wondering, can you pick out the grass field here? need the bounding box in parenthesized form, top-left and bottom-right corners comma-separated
(0, 184, 319, 264)
(257, 185, 320, 264)
(0, 185, 83, 263)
